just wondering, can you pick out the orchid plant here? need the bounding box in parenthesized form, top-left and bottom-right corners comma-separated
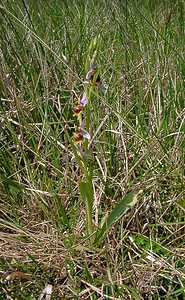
(67, 37, 142, 247)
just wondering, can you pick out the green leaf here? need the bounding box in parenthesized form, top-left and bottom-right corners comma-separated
(79, 180, 94, 237)
(79, 181, 93, 209)
(95, 190, 142, 243)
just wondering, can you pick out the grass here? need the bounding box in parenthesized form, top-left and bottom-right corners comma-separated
(0, 0, 184, 299)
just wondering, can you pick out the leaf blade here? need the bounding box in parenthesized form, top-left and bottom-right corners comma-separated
(95, 190, 142, 243)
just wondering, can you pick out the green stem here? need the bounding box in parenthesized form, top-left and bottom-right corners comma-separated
(84, 85, 93, 153)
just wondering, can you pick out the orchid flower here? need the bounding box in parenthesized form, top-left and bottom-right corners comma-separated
(73, 93, 88, 116)
(72, 123, 90, 144)
(86, 59, 97, 80)
(86, 59, 107, 92)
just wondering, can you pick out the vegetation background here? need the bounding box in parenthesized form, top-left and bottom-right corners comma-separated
(0, 0, 184, 299)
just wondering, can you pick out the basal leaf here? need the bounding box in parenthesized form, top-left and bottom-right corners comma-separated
(95, 190, 142, 243)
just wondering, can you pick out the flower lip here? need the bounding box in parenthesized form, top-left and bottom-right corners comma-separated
(74, 103, 83, 115)
(72, 124, 90, 144)
(72, 132, 84, 144)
